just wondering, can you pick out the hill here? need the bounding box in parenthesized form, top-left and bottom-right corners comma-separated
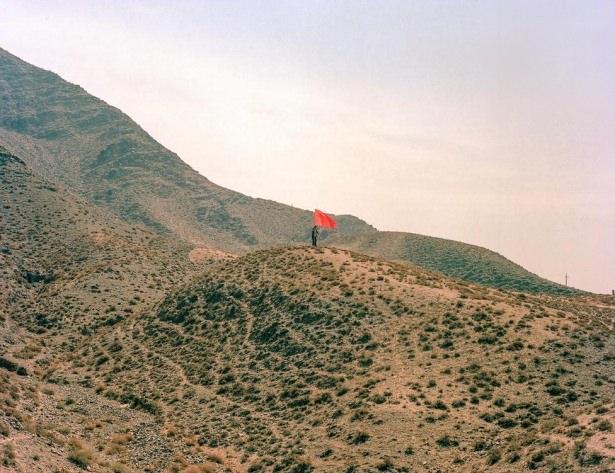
(333, 231, 577, 295)
(72, 246, 614, 472)
(1, 149, 613, 471)
(0, 146, 230, 472)
(0, 47, 374, 252)
(0, 144, 201, 333)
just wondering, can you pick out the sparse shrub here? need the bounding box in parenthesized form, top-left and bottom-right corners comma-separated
(574, 443, 603, 467)
(507, 452, 520, 463)
(95, 355, 109, 366)
(497, 418, 517, 429)
(248, 461, 265, 472)
(596, 419, 612, 432)
(206, 453, 223, 464)
(473, 440, 488, 451)
(486, 449, 501, 465)
(68, 449, 93, 469)
(567, 426, 583, 437)
(436, 435, 459, 448)
(433, 400, 448, 410)
(526, 452, 545, 469)
(111, 463, 131, 473)
(348, 431, 370, 444)
(376, 457, 394, 471)
(289, 462, 312, 473)
(2, 444, 16, 467)
(319, 448, 333, 458)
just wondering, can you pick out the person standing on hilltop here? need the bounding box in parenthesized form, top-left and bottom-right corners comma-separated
(311, 225, 319, 246)
(312, 210, 337, 246)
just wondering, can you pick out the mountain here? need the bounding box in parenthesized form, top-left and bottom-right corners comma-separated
(0, 47, 374, 252)
(1, 146, 614, 472)
(0, 47, 579, 295)
(334, 232, 577, 294)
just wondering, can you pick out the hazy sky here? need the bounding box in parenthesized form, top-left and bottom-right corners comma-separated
(2, 1, 614, 293)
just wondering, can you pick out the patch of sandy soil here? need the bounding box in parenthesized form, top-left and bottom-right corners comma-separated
(189, 247, 235, 264)
(1, 431, 84, 473)
(587, 431, 615, 463)
(89, 230, 114, 246)
(579, 408, 615, 464)
(197, 445, 252, 473)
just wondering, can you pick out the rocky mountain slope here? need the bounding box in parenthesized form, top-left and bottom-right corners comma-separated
(0, 145, 234, 472)
(0, 47, 373, 252)
(0, 144, 198, 333)
(1, 146, 613, 472)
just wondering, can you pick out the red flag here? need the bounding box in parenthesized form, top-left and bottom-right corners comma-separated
(314, 209, 337, 229)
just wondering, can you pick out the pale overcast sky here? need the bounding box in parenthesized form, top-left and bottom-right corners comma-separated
(1, 1, 614, 293)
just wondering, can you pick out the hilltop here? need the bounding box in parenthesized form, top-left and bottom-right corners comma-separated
(69, 246, 614, 472)
(334, 232, 576, 294)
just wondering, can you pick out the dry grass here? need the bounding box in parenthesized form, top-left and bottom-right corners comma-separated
(1, 147, 613, 472)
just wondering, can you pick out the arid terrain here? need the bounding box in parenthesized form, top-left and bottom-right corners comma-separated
(1, 47, 614, 473)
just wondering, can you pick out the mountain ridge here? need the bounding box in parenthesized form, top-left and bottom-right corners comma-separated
(0, 46, 374, 252)
(0, 46, 580, 294)
(333, 231, 577, 294)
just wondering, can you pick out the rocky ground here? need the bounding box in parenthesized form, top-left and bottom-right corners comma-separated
(0, 78, 613, 472)
(3, 245, 609, 472)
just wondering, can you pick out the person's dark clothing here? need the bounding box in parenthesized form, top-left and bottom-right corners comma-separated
(311, 226, 319, 246)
